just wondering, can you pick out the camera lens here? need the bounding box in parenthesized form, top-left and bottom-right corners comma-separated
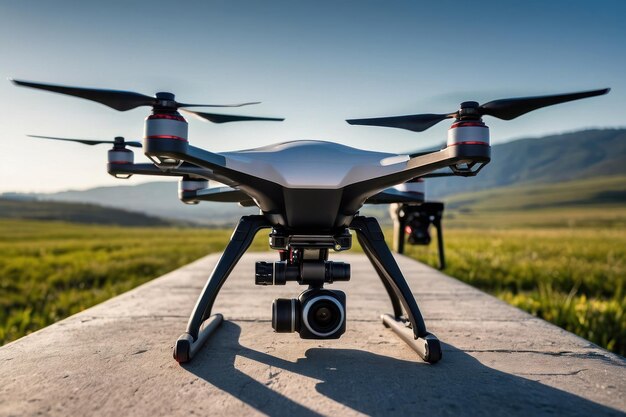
(302, 295, 345, 337)
(315, 306, 332, 324)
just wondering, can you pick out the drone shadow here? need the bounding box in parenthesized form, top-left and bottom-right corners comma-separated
(182, 321, 622, 417)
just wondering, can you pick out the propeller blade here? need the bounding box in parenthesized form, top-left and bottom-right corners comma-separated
(347, 88, 609, 133)
(28, 135, 142, 148)
(11, 79, 262, 111)
(178, 101, 261, 108)
(479, 88, 610, 120)
(182, 109, 284, 124)
(12, 79, 156, 111)
(346, 113, 453, 132)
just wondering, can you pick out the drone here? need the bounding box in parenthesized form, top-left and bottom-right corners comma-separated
(367, 175, 448, 269)
(12, 79, 609, 364)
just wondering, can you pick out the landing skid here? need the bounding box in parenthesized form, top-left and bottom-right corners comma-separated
(381, 314, 442, 363)
(173, 215, 442, 364)
(350, 216, 442, 364)
(173, 215, 271, 363)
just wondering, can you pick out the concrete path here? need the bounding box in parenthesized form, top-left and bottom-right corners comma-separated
(1, 252, 624, 417)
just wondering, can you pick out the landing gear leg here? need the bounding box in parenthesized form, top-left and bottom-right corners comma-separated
(173, 215, 271, 363)
(433, 213, 446, 270)
(350, 216, 442, 363)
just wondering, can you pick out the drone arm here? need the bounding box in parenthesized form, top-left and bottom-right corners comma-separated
(108, 157, 241, 187)
(144, 143, 283, 212)
(107, 162, 220, 180)
(344, 143, 490, 217)
(180, 187, 256, 206)
(392, 143, 491, 188)
(404, 143, 489, 174)
(143, 143, 247, 187)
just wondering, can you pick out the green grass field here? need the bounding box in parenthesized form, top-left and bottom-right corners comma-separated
(403, 228, 625, 355)
(397, 175, 626, 355)
(0, 219, 267, 345)
(2, 195, 625, 356)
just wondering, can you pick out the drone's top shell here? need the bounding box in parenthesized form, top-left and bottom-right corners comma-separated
(220, 140, 409, 189)
(447, 121, 490, 148)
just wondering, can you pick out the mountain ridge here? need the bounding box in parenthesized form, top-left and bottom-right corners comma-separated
(0, 198, 177, 227)
(426, 128, 626, 198)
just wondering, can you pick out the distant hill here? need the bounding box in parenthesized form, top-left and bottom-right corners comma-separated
(440, 175, 626, 229)
(0, 198, 175, 227)
(445, 175, 626, 211)
(426, 128, 626, 198)
(43, 181, 257, 226)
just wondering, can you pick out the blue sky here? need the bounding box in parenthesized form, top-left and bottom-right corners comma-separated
(1, 0, 625, 192)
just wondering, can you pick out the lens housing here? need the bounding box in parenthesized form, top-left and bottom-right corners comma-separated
(299, 289, 346, 339)
(302, 295, 345, 337)
(270, 289, 346, 339)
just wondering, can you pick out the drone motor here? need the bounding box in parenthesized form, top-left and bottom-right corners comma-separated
(107, 137, 135, 178)
(447, 102, 490, 175)
(178, 177, 209, 205)
(144, 93, 189, 169)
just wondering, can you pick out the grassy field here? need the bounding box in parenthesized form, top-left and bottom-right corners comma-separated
(0, 198, 176, 226)
(442, 176, 626, 228)
(403, 228, 625, 354)
(0, 219, 266, 345)
(2, 201, 625, 356)
(390, 176, 626, 355)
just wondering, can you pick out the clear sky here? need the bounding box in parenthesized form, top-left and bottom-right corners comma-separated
(1, 0, 625, 193)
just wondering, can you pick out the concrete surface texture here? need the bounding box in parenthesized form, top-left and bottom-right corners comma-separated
(1, 252, 624, 417)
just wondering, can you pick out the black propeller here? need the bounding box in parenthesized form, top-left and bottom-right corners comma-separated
(28, 135, 142, 148)
(181, 109, 284, 124)
(11, 79, 261, 112)
(347, 88, 610, 133)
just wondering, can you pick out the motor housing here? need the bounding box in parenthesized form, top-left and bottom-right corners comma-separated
(178, 177, 208, 205)
(447, 120, 490, 148)
(143, 93, 189, 168)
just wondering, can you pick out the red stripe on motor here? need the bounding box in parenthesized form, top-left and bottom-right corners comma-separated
(145, 135, 188, 141)
(108, 161, 132, 165)
(447, 141, 489, 147)
(450, 122, 487, 129)
(148, 114, 186, 122)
